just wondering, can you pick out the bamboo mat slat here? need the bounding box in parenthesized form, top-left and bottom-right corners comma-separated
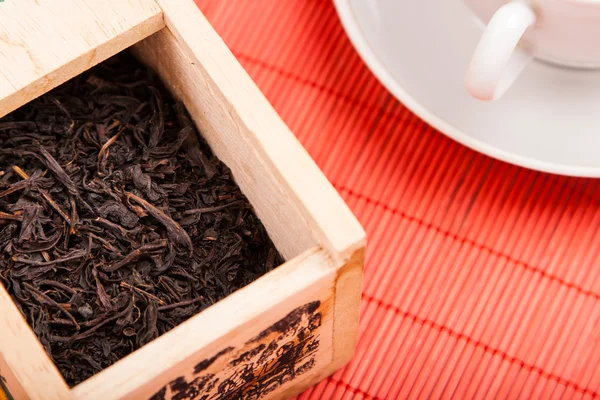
(196, 1, 600, 399)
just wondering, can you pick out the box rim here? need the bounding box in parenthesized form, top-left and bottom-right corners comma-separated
(70, 246, 336, 398)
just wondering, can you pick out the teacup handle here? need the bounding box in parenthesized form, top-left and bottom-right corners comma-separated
(465, 2, 537, 101)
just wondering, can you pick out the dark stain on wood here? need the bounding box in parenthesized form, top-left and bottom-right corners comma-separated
(0, 374, 14, 400)
(150, 301, 322, 400)
(194, 347, 234, 374)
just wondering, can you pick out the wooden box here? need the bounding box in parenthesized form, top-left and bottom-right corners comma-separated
(0, 1, 366, 399)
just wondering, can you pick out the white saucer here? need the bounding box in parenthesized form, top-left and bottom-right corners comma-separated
(334, 0, 600, 177)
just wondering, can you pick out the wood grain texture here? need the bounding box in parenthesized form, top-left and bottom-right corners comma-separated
(0, 0, 164, 118)
(132, 27, 316, 261)
(0, 2, 366, 399)
(331, 247, 365, 368)
(72, 247, 337, 400)
(277, 247, 366, 400)
(132, 0, 366, 263)
(0, 285, 71, 400)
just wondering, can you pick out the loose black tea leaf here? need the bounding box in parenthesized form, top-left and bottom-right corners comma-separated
(0, 52, 283, 387)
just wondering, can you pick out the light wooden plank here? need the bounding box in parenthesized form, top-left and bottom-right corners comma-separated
(72, 247, 337, 400)
(132, 0, 366, 262)
(331, 247, 365, 368)
(274, 247, 365, 400)
(0, 285, 71, 400)
(0, 0, 164, 117)
(131, 27, 315, 260)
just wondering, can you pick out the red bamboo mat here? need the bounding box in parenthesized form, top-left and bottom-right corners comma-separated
(195, 1, 600, 399)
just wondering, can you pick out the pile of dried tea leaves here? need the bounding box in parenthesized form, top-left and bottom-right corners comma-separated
(0, 53, 283, 386)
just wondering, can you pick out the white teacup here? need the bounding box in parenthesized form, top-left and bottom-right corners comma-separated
(464, 0, 600, 101)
